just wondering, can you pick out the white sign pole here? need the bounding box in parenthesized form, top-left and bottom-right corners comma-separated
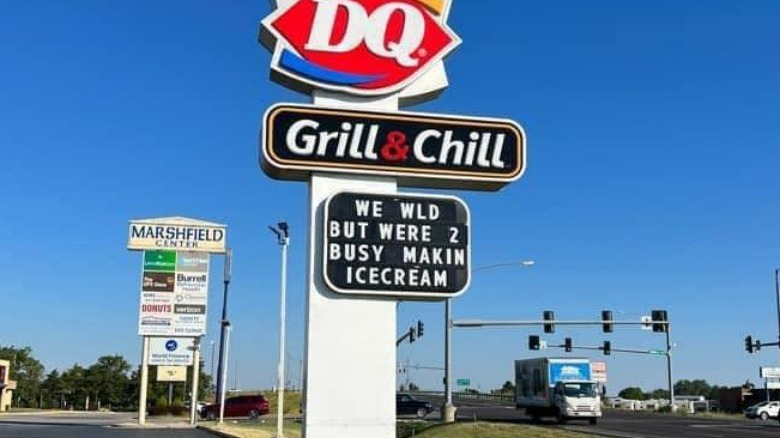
(190, 338, 201, 425)
(219, 325, 231, 424)
(138, 336, 150, 425)
(302, 90, 399, 438)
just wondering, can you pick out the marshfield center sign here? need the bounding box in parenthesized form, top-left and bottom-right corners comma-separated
(128, 217, 227, 253)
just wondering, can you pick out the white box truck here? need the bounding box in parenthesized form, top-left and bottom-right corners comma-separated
(514, 357, 602, 425)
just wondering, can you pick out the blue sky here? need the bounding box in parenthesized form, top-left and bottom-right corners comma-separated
(1, 0, 779, 396)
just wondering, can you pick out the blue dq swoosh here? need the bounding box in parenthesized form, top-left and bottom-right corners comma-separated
(279, 50, 385, 86)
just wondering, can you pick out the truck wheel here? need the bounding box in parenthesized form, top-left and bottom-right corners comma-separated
(589, 417, 598, 425)
(556, 411, 567, 424)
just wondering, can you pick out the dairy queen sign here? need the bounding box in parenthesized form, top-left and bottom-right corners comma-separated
(260, 0, 461, 96)
(258, 0, 527, 436)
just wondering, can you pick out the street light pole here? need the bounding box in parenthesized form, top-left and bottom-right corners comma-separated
(665, 325, 675, 409)
(775, 268, 780, 349)
(269, 222, 289, 438)
(443, 259, 534, 423)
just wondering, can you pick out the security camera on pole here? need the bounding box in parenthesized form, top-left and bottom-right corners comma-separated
(258, 1, 527, 436)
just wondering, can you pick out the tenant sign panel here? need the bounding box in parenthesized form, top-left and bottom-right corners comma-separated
(138, 250, 210, 336)
(148, 337, 195, 366)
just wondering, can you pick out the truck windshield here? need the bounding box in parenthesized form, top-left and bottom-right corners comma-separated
(562, 383, 597, 398)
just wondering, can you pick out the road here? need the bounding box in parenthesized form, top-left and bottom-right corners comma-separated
(0, 412, 213, 438)
(415, 394, 780, 438)
(7, 403, 780, 438)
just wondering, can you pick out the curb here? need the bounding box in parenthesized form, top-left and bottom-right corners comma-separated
(111, 422, 195, 430)
(197, 425, 242, 438)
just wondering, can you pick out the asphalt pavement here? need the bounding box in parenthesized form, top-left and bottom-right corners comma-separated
(0, 412, 213, 438)
(414, 393, 780, 438)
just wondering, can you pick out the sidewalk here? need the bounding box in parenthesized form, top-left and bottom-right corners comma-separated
(113, 414, 197, 429)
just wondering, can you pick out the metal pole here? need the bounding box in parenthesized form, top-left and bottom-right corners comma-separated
(190, 338, 201, 425)
(210, 341, 215, 377)
(442, 298, 455, 422)
(219, 325, 231, 424)
(215, 249, 232, 408)
(138, 336, 150, 425)
(168, 382, 173, 407)
(276, 233, 289, 438)
(775, 268, 780, 348)
(442, 259, 532, 421)
(666, 326, 675, 409)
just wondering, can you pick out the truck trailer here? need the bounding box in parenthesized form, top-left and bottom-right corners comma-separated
(514, 357, 602, 424)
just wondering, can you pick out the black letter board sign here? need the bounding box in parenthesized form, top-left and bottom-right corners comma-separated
(323, 192, 470, 299)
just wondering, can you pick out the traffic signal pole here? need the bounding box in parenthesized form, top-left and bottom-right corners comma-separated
(665, 326, 675, 409)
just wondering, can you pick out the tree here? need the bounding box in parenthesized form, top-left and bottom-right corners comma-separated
(61, 364, 91, 409)
(708, 385, 722, 401)
(87, 355, 132, 410)
(500, 380, 514, 394)
(40, 370, 64, 408)
(0, 346, 45, 407)
(648, 388, 670, 400)
(674, 379, 711, 397)
(618, 387, 644, 400)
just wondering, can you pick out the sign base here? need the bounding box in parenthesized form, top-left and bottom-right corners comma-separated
(303, 173, 397, 438)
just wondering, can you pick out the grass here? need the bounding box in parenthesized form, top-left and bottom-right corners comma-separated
(203, 421, 601, 438)
(202, 420, 301, 438)
(261, 391, 303, 416)
(400, 422, 600, 438)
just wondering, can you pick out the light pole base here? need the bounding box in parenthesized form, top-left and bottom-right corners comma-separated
(441, 404, 457, 423)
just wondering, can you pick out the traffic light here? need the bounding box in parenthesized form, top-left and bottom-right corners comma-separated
(651, 310, 667, 332)
(756, 340, 762, 352)
(409, 326, 416, 343)
(529, 335, 540, 350)
(745, 335, 753, 354)
(417, 320, 424, 338)
(564, 337, 572, 353)
(603, 340, 611, 355)
(543, 310, 555, 333)
(601, 310, 613, 333)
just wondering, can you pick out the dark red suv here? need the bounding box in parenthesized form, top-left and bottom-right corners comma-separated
(201, 395, 270, 420)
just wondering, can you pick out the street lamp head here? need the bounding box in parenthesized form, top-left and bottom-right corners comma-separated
(521, 260, 535, 266)
(280, 222, 289, 239)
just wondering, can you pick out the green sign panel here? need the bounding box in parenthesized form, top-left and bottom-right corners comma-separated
(144, 250, 176, 272)
(456, 379, 470, 386)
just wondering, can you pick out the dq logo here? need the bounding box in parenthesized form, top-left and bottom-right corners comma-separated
(261, 0, 461, 96)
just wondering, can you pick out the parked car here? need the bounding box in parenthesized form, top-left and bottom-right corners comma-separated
(201, 395, 270, 420)
(745, 401, 780, 420)
(184, 400, 206, 415)
(396, 393, 433, 418)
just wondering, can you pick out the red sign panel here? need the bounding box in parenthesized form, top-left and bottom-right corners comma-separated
(261, 0, 460, 96)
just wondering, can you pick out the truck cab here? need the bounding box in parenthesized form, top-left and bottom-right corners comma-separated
(553, 380, 601, 424)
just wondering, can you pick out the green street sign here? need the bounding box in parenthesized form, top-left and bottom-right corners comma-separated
(456, 379, 470, 386)
(144, 250, 176, 272)
(649, 350, 666, 355)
